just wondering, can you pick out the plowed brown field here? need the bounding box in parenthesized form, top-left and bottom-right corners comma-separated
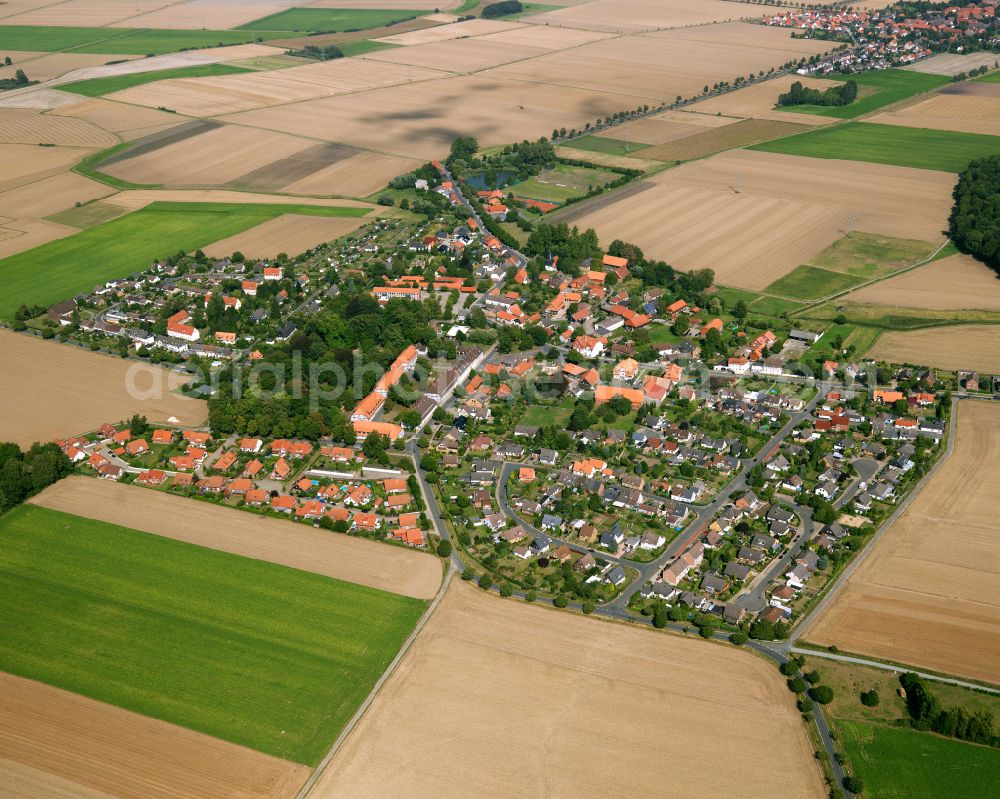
(30, 476, 442, 600)
(555, 149, 953, 289)
(312, 580, 824, 798)
(843, 253, 1000, 311)
(866, 324, 1000, 373)
(0, 672, 309, 799)
(0, 329, 206, 445)
(807, 401, 1000, 684)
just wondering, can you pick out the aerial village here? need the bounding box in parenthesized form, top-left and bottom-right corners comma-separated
(31, 169, 958, 635)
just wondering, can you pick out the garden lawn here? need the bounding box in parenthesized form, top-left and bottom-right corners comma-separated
(749, 122, 1000, 172)
(238, 8, 429, 32)
(0, 26, 296, 54)
(0, 201, 367, 320)
(61, 63, 252, 97)
(511, 163, 618, 203)
(0, 504, 425, 765)
(838, 720, 1000, 799)
(561, 135, 650, 156)
(783, 69, 948, 119)
(765, 264, 864, 301)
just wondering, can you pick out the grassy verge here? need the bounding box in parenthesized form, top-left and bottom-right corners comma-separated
(237, 8, 429, 32)
(560, 134, 651, 157)
(0, 504, 425, 765)
(0, 201, 367, 320)
(749, 122, 1000, 172)
(838, 720, 1000, 798)
(782, 69, 949, 119)
(61, 63, 251, 97)
(74, 141, 162, 190)
(798, 301, 1000, 331)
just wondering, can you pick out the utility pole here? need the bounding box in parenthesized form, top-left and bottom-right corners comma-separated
(847, 210, 858, 237)
(735, 170, 741, 194)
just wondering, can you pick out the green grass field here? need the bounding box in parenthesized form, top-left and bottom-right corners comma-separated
(809, 232, 938, 279)
(766, 264, 865, 300)
(511, 163, 619, 203)
(45, 201, 129, 229)
(0, 26, 296, 54)
(977, 69, 1000, 84)
(783, 69, 949, 119)
(62, 63, 251, 97)
(749, 122, 1000, 172)
(238, 8, 428, 32)
(0, 504, 425, 765)
(748, 294, 805, 317)
(839, 721, 1000, 799)
(561, 135, 650, 156)
(0, 201, 368, 320)
(338, 39, 401, 57)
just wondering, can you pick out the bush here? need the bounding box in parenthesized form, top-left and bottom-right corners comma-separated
(805, 669, 822, 684)
(525, 590, 537, 602)
(436, 539, 452, 558)
(780, 660, 799, 676)
(860, 689, 880, 707)
(730, 631, 748, 646)
(553, 595, 569, 608)
(499, 583, 513, 597)
(842, 775, 865, 794)
(652, 607, 668, 628)
(582, 601, 595, 614)
(477, 573, 494, 590)
(809, 685, 834, 704)
(788, 677, 808, 694)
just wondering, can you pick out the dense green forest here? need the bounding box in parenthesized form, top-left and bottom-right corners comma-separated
(949, 155, 1000, 273)
(0, 442, 73, 512)
(777, 79, 857, 107)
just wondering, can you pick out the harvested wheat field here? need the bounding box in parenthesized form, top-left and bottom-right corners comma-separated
(807, 401, 1000, 684)
(52, 97, 186, 140)
(640, 118, 807, 161)
(687, 74, 842, 123)
(0, 672, 309, 799)
(553, 145, 662, 171)
(595, 109, 736, 145)
(643, 19, 837, 54)
(363, 37, 541, 72)
(474, 23, 613, 50)
(0, 329, 206, 445)
(31, 476, 441, 599)
(843, 253, 1000, 311)
(202, 213, 367, 258)
(868, 91, 1000, 137)
(556, 149, 953, 289)
(308, 0, 460, 8)
(904, 50, 1000, 76)
(223, 74, 652, 159)
(112, 57, 446, 117)
(0, 52, 140, 84)
(109, 188, 374, 212)
(101, 124, 315, 186)
(377, 17, 523, 45)
(525, 0, 782, 33)
(313, 579, 823, 798)
(0, 108, 117, 147)
(0, 141, 97, 193)
(2, 0, 174, 26)
(866, 324, 1000, 374)
(117, 1, 297, 29)
(278, 149, 421, 196)
(482, 32, 828, 103)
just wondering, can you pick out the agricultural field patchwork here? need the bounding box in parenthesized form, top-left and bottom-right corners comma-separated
(781, 68, 949, 119)
(61, 63, 253, 97)
(0, 503, 426, 765)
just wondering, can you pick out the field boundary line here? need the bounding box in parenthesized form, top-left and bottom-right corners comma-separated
(295, 564, 455, 798)
(792, 395, 959, 643)
(790, 648, 1000, 693)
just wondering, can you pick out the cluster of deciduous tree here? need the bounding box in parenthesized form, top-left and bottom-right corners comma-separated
(0, 442, 73, 513)
(777, 79, 857, 107)
(481, 1, 523, 18)
(900, 672, 998, 746)
(949, 155, 1000, 274)
(525, 222, 602, 270)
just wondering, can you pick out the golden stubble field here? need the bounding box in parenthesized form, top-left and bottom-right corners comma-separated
(0, 329, 207, 445)
(555, 149, 953, 290)
(30, 476, 443, 600)
(312, 580, 824, 798)
(807, 401, 1000, 684)
(868, 86, 1000, 137)
(0, 672, 309, 799)
(523, 0, 784, 33)
(844, 253, 1000, 312)
(866, 324, 1000, 374)
(202, 213, 368, 258)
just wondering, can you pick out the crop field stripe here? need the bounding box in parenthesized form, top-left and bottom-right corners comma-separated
(0, 201, 367, 320)
(0, 26, 298, 55)
(0, 504, 425, 766)
(765, 264, 865, 301)
(236, 8, 432, 33)
(62, 64, 254, 97)
(838, 720, 1000, 799)
(749, 122, 1000, 172)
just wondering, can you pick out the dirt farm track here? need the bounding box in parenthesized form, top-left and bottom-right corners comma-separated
(807, 401, 1000, 684)
(310, 580, 825, 799)
(29, 476, 443, 601)
(0, 328, 206, 446)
